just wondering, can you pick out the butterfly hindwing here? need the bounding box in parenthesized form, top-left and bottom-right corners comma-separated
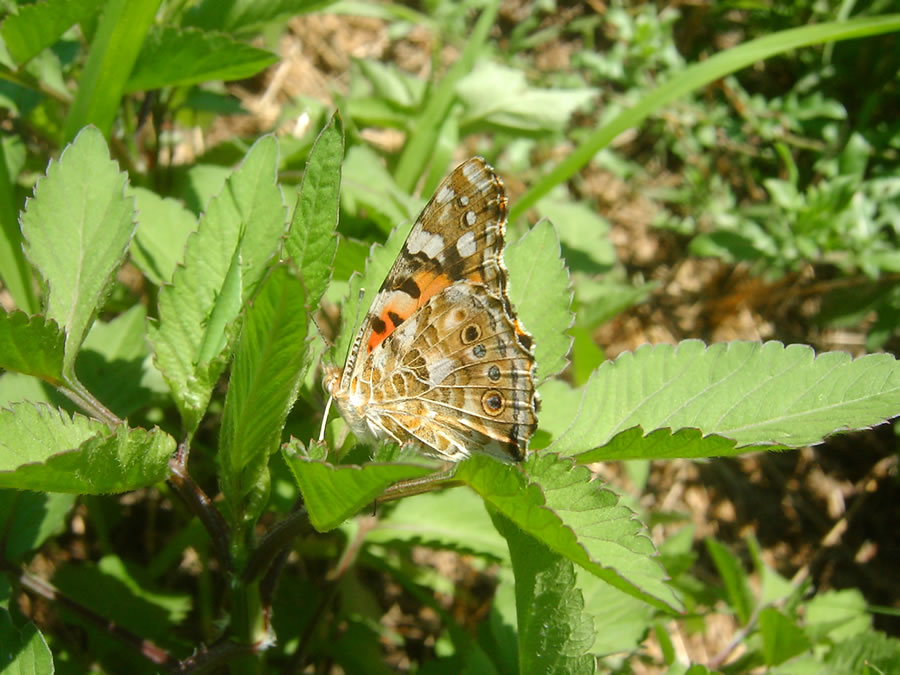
(367, 282, 537, 460)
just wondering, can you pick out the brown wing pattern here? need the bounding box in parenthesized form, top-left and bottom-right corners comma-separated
(330, 157, 538, 461)
(357, 281, 537, 461)
(357, 158, 509, 357)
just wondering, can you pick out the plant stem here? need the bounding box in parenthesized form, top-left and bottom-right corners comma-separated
(174, 639, 256, 674)
(376, 468, 462, 503)
(12, 565, 174, 668)
(168, 447, 233, 573)
(60, 376, 122, 429)
(243, 499, 311, 585)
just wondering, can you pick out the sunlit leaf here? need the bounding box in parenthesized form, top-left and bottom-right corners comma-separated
(20, 127, 134, 376)
(0, 403, 173, 493)
(147, 135, 285, 434)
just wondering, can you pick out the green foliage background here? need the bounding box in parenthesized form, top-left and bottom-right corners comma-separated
(0, 1, 899, 672)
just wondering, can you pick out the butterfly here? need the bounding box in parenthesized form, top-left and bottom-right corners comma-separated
(323, 157, 538, 462)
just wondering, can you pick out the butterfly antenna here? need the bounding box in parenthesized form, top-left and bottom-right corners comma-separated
(346, 286, 366, 360)
(319, 394, 334, 443)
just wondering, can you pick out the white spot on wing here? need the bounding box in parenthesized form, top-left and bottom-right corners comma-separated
(423, 232, 444, 259)
(465, 211, 476, 226)
(427, 357, 457, 385)
(436, 186, 455, 204)
(456, 231, 477, 257)
(407, 229, 445, 260)
(393, 315, 418, 344)
(462, 161, 491, 192)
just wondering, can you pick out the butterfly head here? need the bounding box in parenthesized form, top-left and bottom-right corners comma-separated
(322, 364, 380, 444)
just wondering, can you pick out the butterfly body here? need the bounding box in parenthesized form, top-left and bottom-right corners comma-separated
(326, 158, 538, 462)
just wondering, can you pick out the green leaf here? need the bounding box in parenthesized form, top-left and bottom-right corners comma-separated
(758, 607, 810, 666)
(284, 113, 343, 308)
(366, 488, 509, 562)
(689, 231, 765, 265)
(535, 200, 617, 271)
(284, 453, 434, 532)
(0, 373, 56, 408)
(548, 341, 900, 456)
(181, 163, 232, 214)
(78, 304, 166, 419)
(184, 0, 335, 36)
(490, 511, 595, 675)
(527, 453, 679, 610)
(0, 0, 103, 65)
(654, 622, 676, 667)
(570, 321, 606, 387)
(125, 26, 278, 93)
(575, 276, 654, 328)
(330, 235, 370, 284)
(0, 609, 53, 675)
(0, 310, 64, 385)
(805, 588, 870, 642)
(420, 113, 460, 197)
(20, 126, 134, 377)
(747, 533, 796, 608)
(355, 58, 425, 109)
(147, 135, 285, 434)
(456, 453, 680, 612)
(577, 566, 653, 656)
(0, 490, 76, 563)
(63, 0, 162, 141)
(533, 379, 584, 448)
(457, 62, 596, 133)
(505, 219, 573, 381)
(341, 144, 419, 234)
(705, 537, 753, 624)
(824, 630, 900, 674)
(576, 427, 738, 464)
(53, 554, 191, 643)
(219, 265, 311, 528)
(0, 403, 173, 493)
(483, 569, 519, 673)
(129, 186, 198, 286)
(345, 95, 410, 130)
(0, 117, 36, 312)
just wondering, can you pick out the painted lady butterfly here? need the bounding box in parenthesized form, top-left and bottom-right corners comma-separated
(324, 157, 538, 462)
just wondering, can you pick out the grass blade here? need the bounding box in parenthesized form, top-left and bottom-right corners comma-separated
(63, 0, 162, 141)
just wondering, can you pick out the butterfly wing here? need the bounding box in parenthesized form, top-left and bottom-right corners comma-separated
(346, 158, 511, 365)
(332, 157, 538, 461)
(365, 281, 537, 461)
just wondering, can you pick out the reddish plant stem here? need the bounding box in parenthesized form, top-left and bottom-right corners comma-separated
(14, 567, 174, 668)
(172, 639, 258, 674)
(168, 445, 233, 573)
(243, 499, 311, 585)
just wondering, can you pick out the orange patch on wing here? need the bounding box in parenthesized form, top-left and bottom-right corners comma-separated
(366, 271, 453, 353)
(415, 270, 452, 305)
